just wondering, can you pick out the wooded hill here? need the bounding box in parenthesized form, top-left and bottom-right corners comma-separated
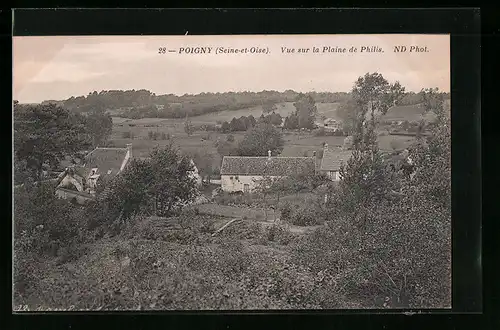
(36, 89, 450, 120)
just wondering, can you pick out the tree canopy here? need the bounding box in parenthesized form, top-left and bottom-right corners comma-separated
(293, 94, 317, 129)
(236, 123, 285, 157)
(14, 103, 92, 180)
(102, 144, 198, 219)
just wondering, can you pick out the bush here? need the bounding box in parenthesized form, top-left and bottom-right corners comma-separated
(226, 134, 235, 142)
(214, 191, 254, 206)
(122, 131, 134, 139)
(289, 206, 322, 226)
(260, 224, 295, 245)
(313, 128, 326, 137)
(279, 202, 293, 221)
(279, 201, 324, 227)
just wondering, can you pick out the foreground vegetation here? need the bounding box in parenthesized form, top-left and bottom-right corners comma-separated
(14, 74, 451, 310)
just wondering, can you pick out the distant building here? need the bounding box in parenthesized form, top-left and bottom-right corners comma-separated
(55, 144, 133, 204)
(323, 118, 342, 132)
(319, 144, 352, 181)
(220, 151, 316, 193)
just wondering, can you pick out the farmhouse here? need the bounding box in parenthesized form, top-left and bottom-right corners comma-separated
(323, 118, 342, 132)
(220, 151, 316, 193)
(319, 144, 352, 181)
(55, 144, 133, 204)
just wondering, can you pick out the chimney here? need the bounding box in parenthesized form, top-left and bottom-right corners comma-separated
(268, 150, 272, 160)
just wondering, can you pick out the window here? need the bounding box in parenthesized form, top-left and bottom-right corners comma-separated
(244, 184, 250, 193)
(230, 176, 233, 180)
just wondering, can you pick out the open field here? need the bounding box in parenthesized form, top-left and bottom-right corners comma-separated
(110, 119, 415, 162)
(108, 99, 436, 165)
(316, 102, 342, 119)
(377, 134, 415, 152)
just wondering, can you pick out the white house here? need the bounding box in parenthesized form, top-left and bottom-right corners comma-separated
(319, 144, 352, 181)
(55, 144, 133, 203)
(324, 118, 342, 132)
(220, 151, 316, 193)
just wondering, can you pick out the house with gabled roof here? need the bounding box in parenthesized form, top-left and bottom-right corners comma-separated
(319, 144, 352, 181)
(220, 151, 316, 193)
(54, 144, 133, 204)
(323, 118, 342, 132)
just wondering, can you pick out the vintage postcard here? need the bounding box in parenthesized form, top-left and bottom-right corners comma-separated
(13, 34, 451, 311)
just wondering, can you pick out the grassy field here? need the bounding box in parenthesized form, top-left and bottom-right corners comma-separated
(111, 123, 414, 162)
(109, 99, 429, 164)
(316, 102, 342, 119)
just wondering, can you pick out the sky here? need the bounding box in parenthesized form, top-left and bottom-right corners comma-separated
(13, 34, 450, 103)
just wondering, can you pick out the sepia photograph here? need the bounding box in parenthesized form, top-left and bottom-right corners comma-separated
(13, 34, 451, 311)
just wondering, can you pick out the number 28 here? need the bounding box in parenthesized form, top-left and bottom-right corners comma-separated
(158, 47, 166, 54)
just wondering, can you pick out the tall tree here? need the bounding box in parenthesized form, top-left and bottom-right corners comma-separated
(103, 144, 198, 218)
(293, 94, 317, 129)
(230, 117, 240, 132)
(149, 146, 198, 216)
(338, 73, 406, 205)
(184, 114, 194, 136)
(269, 112, 283, 126)
(85, 110, 113, 147)
(284, 114, 299, 129)
(216, 140, 238, 157)
(336, 98, 358, 135)
(186, 150, 215, 184)
(14, 103, 91, 181)
(247, 115, 257, 128)
(237, 123, 285, 157)
(262, 102, 278, 114)
(221, 121, 231, 133)
(351, 72, 405, 122)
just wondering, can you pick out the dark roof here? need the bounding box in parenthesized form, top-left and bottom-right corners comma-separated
(320, 149, 352, 171)
(220, 156, 316, 176)
(84, 147, 129, 177)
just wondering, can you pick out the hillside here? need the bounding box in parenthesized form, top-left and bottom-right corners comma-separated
(381, 103, 430, 122)
(28, 89, 449, 121)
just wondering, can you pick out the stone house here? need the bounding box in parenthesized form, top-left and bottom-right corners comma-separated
(220, 151, 316, 193)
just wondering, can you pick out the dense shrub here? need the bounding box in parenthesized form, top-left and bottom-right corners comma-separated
(122, 131, 134, 139)
(260, 224, 295, 245)
(214, 191, 255, 206)
(289, 206, 323, 226)
(313, 128, 326, 136)
(279, 200, 325, 227)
